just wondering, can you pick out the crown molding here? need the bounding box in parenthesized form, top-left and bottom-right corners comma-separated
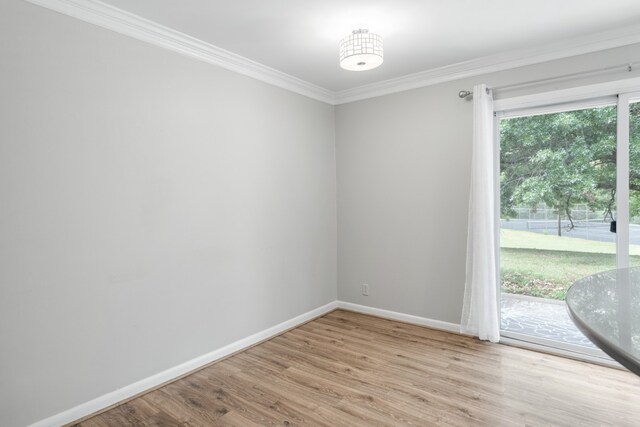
(25, 0, 335, 104)
(24, 0, 640, 106)
(333, 24, 640, 104)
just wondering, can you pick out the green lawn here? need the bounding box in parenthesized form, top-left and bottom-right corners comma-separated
(500, 229, 640, 300)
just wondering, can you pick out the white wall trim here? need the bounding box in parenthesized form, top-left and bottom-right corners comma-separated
(27, 299, 624, 426)
(333, 25, 640, 104)
(24, 0, 335, 104)
(23, 0, 640, 106)
(337, 301, 461, 334)
(27, 300, 462, 426)
(28, 301, 339, 427)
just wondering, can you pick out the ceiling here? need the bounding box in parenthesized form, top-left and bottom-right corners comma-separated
(96, 0, 640, 92)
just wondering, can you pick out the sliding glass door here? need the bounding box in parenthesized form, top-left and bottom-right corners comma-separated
(497, 92, 640, 359)
(626, 98, 640, 268)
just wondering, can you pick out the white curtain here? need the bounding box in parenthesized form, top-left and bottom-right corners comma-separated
(461, 83, 500, 343)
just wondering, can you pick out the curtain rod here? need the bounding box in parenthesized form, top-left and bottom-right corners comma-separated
(458, 62, 635, 100)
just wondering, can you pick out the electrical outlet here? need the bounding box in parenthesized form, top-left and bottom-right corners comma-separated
(362, 283, 369, 296)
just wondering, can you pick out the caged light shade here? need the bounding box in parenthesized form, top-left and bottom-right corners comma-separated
(339, 29, 383, 71)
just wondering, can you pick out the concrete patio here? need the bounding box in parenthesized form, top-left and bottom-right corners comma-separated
(501, 293, 610, 358)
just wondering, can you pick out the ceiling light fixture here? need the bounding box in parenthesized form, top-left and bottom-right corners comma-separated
(339, 29, 383, 71)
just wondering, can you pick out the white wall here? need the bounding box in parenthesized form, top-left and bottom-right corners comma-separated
(336, 44, 640, 323)
(3, 1, 640, 425)
(0, 1, 336, 426)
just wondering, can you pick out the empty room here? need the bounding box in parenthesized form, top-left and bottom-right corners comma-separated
(3, 0, 640, 426)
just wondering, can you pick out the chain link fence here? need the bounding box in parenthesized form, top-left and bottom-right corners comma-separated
(502, 204, 614, 240)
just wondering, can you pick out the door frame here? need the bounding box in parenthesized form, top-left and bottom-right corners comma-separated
(493, 77, 640, 360)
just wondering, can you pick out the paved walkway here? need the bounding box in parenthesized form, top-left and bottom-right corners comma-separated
(501, 219, 640, 244)
(501, 293, 597, 348)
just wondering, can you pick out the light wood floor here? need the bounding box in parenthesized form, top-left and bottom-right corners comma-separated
(75, 310, 640, 426)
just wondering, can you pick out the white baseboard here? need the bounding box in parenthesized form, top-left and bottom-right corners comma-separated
(28, 300, 460, 427)
(29, 300, 339, 427)
(337, 301, 461, 334)
(28, 299, 626, 427)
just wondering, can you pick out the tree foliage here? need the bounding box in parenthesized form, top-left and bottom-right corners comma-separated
(500, 103, 640, 233)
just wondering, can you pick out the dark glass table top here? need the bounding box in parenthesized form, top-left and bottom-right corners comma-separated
(566, 268, 640, 375)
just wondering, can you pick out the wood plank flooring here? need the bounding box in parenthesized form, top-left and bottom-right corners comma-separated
(74, 310, 640, 426)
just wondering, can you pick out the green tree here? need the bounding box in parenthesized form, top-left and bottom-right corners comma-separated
(500, 106, 617, 236)
(501, 103, 640, 236)
(500, 103, 640, 235)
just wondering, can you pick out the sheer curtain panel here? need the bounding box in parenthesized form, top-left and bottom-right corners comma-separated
(460, 84, 500, 343)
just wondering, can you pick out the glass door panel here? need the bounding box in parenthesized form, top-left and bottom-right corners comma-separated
(629, 100, 640, 267)
(499, 104, 617, 358)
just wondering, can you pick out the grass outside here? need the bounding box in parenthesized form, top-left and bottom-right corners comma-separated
(500, 229, 640, 300)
